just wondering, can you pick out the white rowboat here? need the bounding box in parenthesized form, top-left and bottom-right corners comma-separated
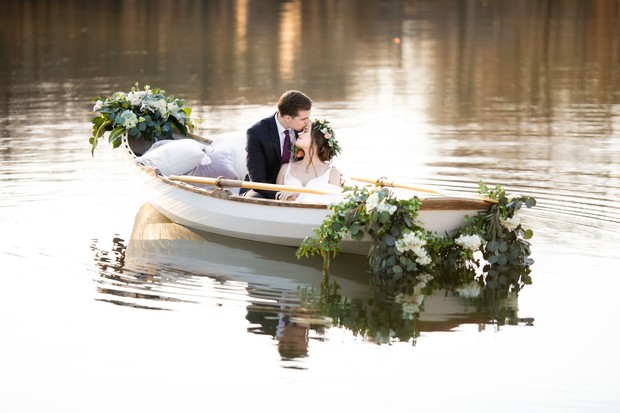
(122, 133, 491, 255)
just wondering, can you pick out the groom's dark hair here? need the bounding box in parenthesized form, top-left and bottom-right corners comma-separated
(278, 90, 312, 117)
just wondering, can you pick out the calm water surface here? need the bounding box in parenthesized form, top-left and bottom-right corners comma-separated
(1, 1, 620, 412)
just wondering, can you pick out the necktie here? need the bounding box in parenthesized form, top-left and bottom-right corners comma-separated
(281, 130, 291, 164)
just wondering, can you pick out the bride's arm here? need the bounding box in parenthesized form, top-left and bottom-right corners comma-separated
(276, 164, 287, 185)
(328, 167, 342, 186)
(275, 164, 298, 201)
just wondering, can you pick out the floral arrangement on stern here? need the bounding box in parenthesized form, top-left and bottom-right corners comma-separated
(297, 182, 537, 302)
(89, 83, 196, 155)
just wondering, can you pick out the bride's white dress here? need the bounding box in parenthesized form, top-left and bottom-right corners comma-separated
(283, 162, 344, 204)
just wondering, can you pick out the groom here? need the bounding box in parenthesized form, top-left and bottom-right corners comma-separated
(242, 90, 312, 198)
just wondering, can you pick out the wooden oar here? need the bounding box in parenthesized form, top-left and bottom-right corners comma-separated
(349, 176, 498, 204)
(349, 176, 444, 195)
(168, 175, 343, 196)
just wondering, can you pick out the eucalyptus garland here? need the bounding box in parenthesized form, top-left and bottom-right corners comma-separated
(297, 182, 537, 299)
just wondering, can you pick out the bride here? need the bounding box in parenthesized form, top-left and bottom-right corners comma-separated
(275, 119, 343, 203)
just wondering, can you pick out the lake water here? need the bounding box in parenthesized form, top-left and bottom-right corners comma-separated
(1, 1, 620, 412)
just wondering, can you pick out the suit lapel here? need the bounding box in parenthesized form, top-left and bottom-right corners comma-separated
(268, 114, 281, 157)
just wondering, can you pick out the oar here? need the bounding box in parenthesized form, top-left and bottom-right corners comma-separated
(348, 176, 444, 195)
(168, 175, 343, 196)
(349, 176, 498, 204)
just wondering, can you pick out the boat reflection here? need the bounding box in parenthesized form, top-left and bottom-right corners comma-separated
(91, 203, 533, 358)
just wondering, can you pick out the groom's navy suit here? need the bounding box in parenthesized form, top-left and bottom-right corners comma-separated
(244, 113, 284, 199)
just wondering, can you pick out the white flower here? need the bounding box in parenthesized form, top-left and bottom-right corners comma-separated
(168, 101, 181, 114)
(415, 254, 432, 266)
(456, 281, 482, 298)
(455, 234, 484, 251)
(119, 110, 138, 129)
(376, 201, 397, 215)
(365, 192, 380, 213)
(395, 231, 427, 253)
(500, 215, 521, 231)
(127, 90, 148, 106)
(93, 99, 103, 112)
(142, 95, 168, 115)
(395, 232, 432, 266)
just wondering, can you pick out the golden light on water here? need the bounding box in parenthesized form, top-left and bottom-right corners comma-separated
(278, 1, 302, 81)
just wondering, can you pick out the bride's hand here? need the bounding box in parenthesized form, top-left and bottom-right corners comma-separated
(276, 191, 298, 201)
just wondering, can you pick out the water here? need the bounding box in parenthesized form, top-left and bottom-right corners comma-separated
(1, 1, 620, 412)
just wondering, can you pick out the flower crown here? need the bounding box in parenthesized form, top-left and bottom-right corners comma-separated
(314, 118, 342, 158)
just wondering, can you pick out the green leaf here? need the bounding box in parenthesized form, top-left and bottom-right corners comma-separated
(383, 234, 396, 246)
(499, 241, 508, 252)
(90, 137, 98, 156)
(379, 211, 390, 224)
(524, 229, 534, 239)
(109, 128, 124, 148)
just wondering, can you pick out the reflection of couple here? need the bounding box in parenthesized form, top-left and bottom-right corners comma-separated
(243, 90, 343, 202)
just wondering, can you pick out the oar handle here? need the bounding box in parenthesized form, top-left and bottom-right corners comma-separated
(168, 175, 343, 196)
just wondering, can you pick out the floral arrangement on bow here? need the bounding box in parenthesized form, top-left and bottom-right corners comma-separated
(297, 181, 536, 301)
(89, 83, 195, 156)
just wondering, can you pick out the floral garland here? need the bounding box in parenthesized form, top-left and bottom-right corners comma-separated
(314, 118, 341, 158)
(89, 83, 195, 155)
(297, 182, 536, 301)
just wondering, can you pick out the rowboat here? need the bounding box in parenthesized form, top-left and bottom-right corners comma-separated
(122, 132, 491, 255)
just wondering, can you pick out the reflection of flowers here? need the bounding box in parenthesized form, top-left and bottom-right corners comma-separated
(395, 273, 433, 318)
(395, 293, 424, 318)
(455, 280, 482, 298)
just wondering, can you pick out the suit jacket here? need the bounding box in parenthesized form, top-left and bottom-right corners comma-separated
(243, 114, 283, 199)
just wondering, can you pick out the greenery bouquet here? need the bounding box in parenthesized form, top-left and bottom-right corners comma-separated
(89, 83, 195, 155)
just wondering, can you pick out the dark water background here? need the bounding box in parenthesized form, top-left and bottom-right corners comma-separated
(1, 1, 619, 412)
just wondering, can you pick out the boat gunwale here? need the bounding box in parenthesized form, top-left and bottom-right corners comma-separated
(123, 134, 491, 212)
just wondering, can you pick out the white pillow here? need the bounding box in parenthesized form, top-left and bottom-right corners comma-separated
(186, 147, 239, 181)
(135, 139, 207, 176)
(212, 132, 248, 180)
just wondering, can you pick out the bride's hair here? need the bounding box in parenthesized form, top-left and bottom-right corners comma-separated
(309, 123, 333, 162)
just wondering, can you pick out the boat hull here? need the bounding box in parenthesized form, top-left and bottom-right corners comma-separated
(123, 134, 490, 255)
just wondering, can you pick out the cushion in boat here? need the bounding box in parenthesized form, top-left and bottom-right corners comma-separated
(135, 138, 207, 176)
(211, 132, 248, 180)
(186, 147, 239, 180)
